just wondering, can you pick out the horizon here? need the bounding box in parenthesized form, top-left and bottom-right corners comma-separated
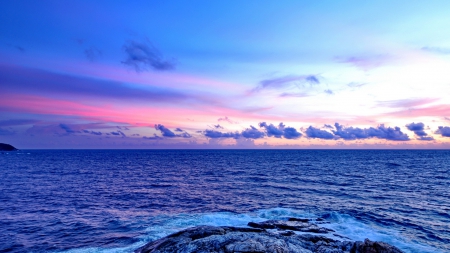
(1, 1, 450, 149)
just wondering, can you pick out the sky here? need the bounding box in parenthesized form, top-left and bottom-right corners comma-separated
(1, 0, 450, 149)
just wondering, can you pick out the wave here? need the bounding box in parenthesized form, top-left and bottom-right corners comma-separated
(57, 208, 442, 253)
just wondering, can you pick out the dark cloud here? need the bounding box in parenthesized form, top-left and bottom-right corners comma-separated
(241, 126, 265, 139)
(259, 122, 302, 139)
(333, 123, 369, 140)
(406, 122, 433, 140)
(254, 75, 320, 92)
(0, 119, 38, 127)
(0, 64, 204, 104)
(213, 124, 223, 129)
(143, 134, 163, 140)
(365, 125, 410, 141)
(155, 124, 176, 137)
(283, 127, 302, 139)
(84, 46, 101, 62)
(324, 124, 334, 129)
(203, 129, 240, 139)
(406, 122, 425, 132)
(305, 126, 335, 140)
(309, 123, 410, 141)
(59, 124, 79, 134)
(155, 124, 191, 138)
(83, 130, 102, 136)
(418, 136, 434, 141)
(259, 122, 283, 138)
(436, 126, 450, 137)
(218, 116, 237, 124)
(175, 128, 184, 132)
(110, 131, 126, 137)
(122, 40, 176, 72)
(117, 126, 130, 130)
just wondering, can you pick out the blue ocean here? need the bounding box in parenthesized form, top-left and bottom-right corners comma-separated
(1, 150, 449, 253)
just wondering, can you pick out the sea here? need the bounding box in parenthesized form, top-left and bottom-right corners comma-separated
(0, 150, 449, 253)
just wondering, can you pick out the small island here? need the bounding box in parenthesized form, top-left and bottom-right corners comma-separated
(0, 143, 18, 151)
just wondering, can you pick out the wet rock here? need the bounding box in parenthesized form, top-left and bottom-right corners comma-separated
(350, 239, 404, 253)
(248, 220, 334, 233)
(135, 221, 404, 253)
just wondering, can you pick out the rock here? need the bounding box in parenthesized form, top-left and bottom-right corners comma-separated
(350, 239, 404, 253)
(135, 220, 404, 253)
(248, 220, 334, 233)
(0, 143, 18, 151)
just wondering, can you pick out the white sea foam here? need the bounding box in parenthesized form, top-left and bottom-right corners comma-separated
(58, 208, 443, 253)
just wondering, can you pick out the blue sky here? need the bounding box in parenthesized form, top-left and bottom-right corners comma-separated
(1, 0, 450, 148)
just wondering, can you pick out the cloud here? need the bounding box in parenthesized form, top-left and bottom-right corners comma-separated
(83, 129, 102, 135)
(324, 89, 333, 95)
(283, 126, 302, 139)
(332, 123, 368, 140)
(84, 46, 102, 62)
(203, 129, 240, 139)
(365, 125, 410, 141)
(337, 55, 389, 70)
(143, 134, 163, 140)
(279, 92, 309, 98)
(253, 75, 320, 93)
(0, 127, 15, 135)
(241, 126, 265, 139)
(314, 123, 410, 141)
(121, 40, 176, 72)
(418, 136, 434, 141)
(405, 122, 433, 140)
(0, 64, 205, 105)
(259, 122, 283, 138)
(421, 46, 450, 55)
(259, 122, 302, 139)
(154, 124, 191, 138)
(175, 128, 184, 132)
(347, 82, 367, 88)
(436, 126, 450, 137)
(213, 124, 223, 129)
(59, 123, 79, 134)
(218, 116, 237, 124)
(110, 131, 126, 137)
(377, 98, 438, 108)
(0, 119, 38, 127)
(305, 126, 335, 140)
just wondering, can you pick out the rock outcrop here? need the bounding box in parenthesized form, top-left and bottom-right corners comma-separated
(0, 143, 18, 151)
(135, 219, 404, 253)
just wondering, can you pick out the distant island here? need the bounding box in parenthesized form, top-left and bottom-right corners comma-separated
(0, 143, 18, 151)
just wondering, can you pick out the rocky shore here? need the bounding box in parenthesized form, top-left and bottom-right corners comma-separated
(135, 218, 404, 253)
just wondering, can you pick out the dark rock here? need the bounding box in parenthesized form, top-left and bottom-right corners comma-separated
(350, 239, 403, 253)
(135, 221, 404, 253)
(0, 143, 18, 151)
(248, 220, 334, 233)
(288, 218, 310, 222)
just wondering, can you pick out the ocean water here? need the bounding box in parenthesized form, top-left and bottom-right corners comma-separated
(0, 150, 449, 253)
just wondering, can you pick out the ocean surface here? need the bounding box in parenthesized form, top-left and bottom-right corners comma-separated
(0, 150, 449, 253)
